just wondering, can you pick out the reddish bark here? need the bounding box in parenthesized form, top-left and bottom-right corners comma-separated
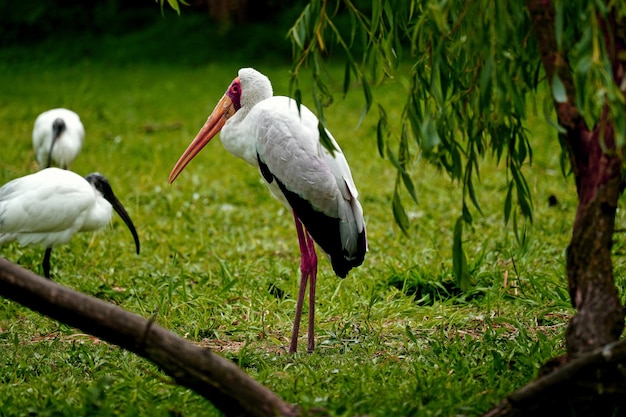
(480, 1, 626, 415)
(526, 0, 625, 360)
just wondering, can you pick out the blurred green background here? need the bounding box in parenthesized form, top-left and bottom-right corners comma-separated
(0, 0, 308, 65)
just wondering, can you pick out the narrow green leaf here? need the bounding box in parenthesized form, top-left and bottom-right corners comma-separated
(311, 81, 324, 121)
(405, 325, 418, 344)
(430, 56, 443, 106)
(517, 187, 533, 222)
(504, 181, 513, 224)
(371, 0, 381, 33)
(465, 173, 482, 214)
(303, 2, 313, 33)
(386, 146, 405, 173)
(401, 172, 418, 204)
(348, 11, 357, 47)
(463, 155, 482, 213)
(450, 145, 463, 180)
(219, 277, 238, 296)
(461, 202, 473, 224)
(291, 25, 304, 49)
(440, 64, 449, 101)
(506, 73, 526, 117)
(407, 107, 422, 148)
(575, 55, 593, 75)
(383, 1, 394, 28)
(555, 1, 563, 50)
(376, 119, 386, 158)
(516, 128, 527, 163)
(479, 56, 493, 108)
(557, 135, 571, 177)
(359, 75, 373, 126)
(343, 61, 352, 98)
(382, 36, 397, 72)
(452, 216, 472, 292)
(552, 73, 567, 103)
(510, 162, 533, 222)
(513, 211, 527, 246)
(318, 122, 337, 156)
(614, 105, 626, 147)
(293, 88, 303, 119)
(543, 95, 567, 133)
(166, 0, 180, 14)
(376, 104, 388, 158)
(420, 116, 442, 152)
(392, 189, 410, 235)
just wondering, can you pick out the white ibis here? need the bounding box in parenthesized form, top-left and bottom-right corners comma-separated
(0, 168, 140, 278)
(169, 67, 367, 353)
(33, 108, 85, 169)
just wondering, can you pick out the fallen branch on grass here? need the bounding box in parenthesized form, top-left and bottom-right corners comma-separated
(0, 257, 299, 417)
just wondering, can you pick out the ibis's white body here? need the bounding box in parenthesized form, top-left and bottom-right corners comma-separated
(32, 108, 85, 169)
(0, 168, 112, 249)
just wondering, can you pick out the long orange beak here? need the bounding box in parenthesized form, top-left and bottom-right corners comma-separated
(168, 94, 236, 184)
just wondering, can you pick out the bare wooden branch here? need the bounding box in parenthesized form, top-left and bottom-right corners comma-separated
(0, 257, 300, 417)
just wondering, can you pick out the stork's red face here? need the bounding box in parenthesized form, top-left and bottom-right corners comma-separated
(168, 77, 242, 184)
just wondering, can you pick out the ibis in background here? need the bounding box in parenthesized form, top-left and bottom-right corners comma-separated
(0, 168, 140, 278)
(33, 108, 85, 169)
(169, 68, 367, 353)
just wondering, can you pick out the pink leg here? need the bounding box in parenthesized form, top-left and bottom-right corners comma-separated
(306, 230, 317, 353)
(289, 213, 317, 353)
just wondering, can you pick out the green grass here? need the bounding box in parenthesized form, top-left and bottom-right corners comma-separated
(0, 15, 623, 417)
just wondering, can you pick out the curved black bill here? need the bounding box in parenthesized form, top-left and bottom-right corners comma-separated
(85, 173, 141, 254)
(109, 196, 141, 255)
(47, 118, 66, 168)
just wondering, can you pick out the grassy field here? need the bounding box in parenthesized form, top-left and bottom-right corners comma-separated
(0, 12, 624, 417)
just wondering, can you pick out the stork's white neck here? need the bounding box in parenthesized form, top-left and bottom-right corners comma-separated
(219, 68, 274, 167)
(220, 112, 260, 166)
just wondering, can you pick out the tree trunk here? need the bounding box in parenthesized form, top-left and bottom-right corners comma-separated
(526, 0, 625, 362)
(563, 12, 626, 360)
(484, 1, 626, 414)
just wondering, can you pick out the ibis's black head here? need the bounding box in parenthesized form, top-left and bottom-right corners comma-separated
(47, 117, 67, 168)
(52, 117, 66, 137)
(85, 173, 141, 255)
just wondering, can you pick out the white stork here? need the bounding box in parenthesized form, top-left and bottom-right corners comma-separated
(33, 108, 85, 169)
(0, 168, 140, 278)
(169, 67, 367, 353)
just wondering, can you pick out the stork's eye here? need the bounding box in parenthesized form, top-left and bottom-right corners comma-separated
(231, 83, 240, 94)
